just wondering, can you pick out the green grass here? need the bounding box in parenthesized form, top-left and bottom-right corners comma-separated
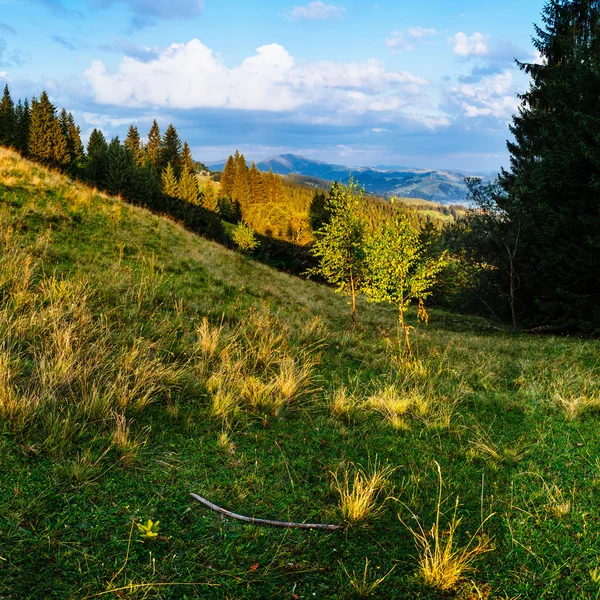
(1, 147, 600, 599)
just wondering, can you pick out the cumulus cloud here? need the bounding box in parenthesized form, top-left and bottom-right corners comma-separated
(85, 39, 431, 120)
(283, 1, 345, 21)
(386, 26, 437, 53)
(449, 32, 489, 57)
(450, 69, 520, 119)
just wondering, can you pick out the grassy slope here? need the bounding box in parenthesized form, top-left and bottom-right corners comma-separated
(1, 148, 599, 599)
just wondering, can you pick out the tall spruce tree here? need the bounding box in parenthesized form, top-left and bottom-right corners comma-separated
(28, 92, 69, 167)
(249, 162, 267, 204)
(0, 84, 15, 147)
(220, 154, 236, 199)
(86, 128, 108, 186)
(106, 137, 133, 197)
(161, 163, 179, 198)
(181, 141, 195, 175)
(160, 124, 182, 175)
(497, 0, 600, 331)
(13, 99, 30, 154)
(178, 168, 199, 204)
(232, 153, 251, 211)
(146, 120, 161, 169)
(125, 125, 144, 165)
(67, 112, 84, 160)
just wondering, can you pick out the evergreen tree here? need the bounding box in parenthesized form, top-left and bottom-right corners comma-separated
(496, 0, 600, 331)
(105, 137, 133, 197)
(160, 124, 182, 175)
(59, 109, 83, 162)
(161, 163, 179, 198)
(125, 125, 145, 165)
(308, 190, 329, 231)
(146, 120, 161, 169)
(181, 141, 195, 175)
(178, 168, 199, 204)
(220, 154, 236, 198)
(28, 92, 69, 167)
(13, 99, 30, 154)
(0, 84, 15, 147)
(202, 181, 219, 211)
(249, 162, 267, 204)
(86, 128, 108, 185)
(232, 153, 251, 211)
(67, 112, 84, 160)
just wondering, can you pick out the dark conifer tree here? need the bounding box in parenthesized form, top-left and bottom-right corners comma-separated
(29, 92, 69, 168)
(86, 128, 108, 185)
(0, 84, 15, 147)
(496, 0, 600, 331)
(146, 120, 161, 169)
(105, 137, 133, 197)
(67, 112, 84, 160)
(160, 124, 182, 175)
(13, 99, 30, 154)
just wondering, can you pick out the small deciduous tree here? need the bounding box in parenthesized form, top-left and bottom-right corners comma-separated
(232, 221, 260, 254)
(309, 180, 367, 329)
(363, 212, 446, 356)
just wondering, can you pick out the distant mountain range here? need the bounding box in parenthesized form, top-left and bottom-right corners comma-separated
(206, 153, 492, 204)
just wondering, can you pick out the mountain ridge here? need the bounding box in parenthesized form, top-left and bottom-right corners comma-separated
(207, 153, 488, 203)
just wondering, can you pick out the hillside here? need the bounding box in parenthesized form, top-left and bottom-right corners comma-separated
(1, 147, 600, 599)
(208, 153, 487, 204)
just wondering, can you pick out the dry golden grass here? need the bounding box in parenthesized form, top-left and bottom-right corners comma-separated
(400, 463, 494, 592)
(333, 459, 395, 525)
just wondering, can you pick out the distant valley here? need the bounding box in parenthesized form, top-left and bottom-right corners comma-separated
(207, 153, 492, 204)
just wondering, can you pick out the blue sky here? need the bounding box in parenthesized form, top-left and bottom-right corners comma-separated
(0, 0, 546, 171)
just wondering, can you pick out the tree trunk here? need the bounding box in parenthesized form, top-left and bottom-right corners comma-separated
(349, 269, 357, 330)
(399, 306, 412, 357)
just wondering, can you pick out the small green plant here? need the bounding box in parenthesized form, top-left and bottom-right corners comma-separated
(342, 557, 395, 598)
(137, 519, 160, 540)
(232, 221, 259, 254)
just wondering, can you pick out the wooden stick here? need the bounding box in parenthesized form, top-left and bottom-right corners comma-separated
(190, 493, 343, 530)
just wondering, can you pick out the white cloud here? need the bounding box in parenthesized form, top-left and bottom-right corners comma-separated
(450, 69, 520, 119)
(407, 27, 437, 39)
(449, 32, 489, 57)
(283, 1, 345, 21)
(85, 39, 430, 118)
(386, 27, 437, 52)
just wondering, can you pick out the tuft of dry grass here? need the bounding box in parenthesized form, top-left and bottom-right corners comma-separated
(367, 384, 429, 430)
(401, 462, 494, 592)
(332, 459, 395, 525)
(330, 385, 364, 423)
(467, 428, 528, 469)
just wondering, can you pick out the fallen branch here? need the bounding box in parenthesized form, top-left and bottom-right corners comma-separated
(190, 493, 343, 530)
